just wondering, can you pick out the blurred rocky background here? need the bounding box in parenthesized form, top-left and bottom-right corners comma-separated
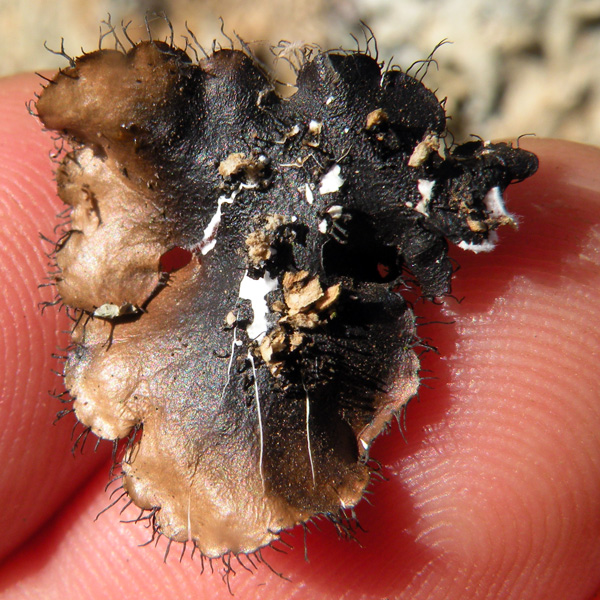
(1, 0, 599, 145)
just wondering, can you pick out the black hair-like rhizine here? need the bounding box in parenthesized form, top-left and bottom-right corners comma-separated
(36, 28, 538, 566)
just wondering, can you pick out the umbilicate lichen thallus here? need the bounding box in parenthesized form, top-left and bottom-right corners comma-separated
(36, 28, 538, 560)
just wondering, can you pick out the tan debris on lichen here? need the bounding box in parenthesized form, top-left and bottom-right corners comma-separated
(258, 271, 341, 375)
(245, 215, 288, 266)
(218, 152, 267, 184)
(365, 107, 388, 130)
(246, 231, 273, 265)
(408, 132, 441, 167)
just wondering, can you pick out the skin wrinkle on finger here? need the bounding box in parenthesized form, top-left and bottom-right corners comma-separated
(0, 469, 298, 599)
(1, 81, 599, 600)
(385, 140, 600, 599)
(0, 74, 111, 562)
(437, 289, 597, 597)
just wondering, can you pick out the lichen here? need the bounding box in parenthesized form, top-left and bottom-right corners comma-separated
(37, 33, 538, 560)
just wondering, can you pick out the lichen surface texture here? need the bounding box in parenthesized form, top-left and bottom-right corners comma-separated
(37, 38, 538, 559)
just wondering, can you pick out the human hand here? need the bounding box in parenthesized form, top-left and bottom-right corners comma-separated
(0, 73, 599, 600)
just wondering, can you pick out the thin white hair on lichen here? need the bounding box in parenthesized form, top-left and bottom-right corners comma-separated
(516, 132, 537, 151)
(218, 16, 235, 51)
(163, 12, 175, 49)
(247, 351, 266, 493)
(207, 16, 235, 54)
(119, 19, 136, 49)
(221, 321, 239, 401)
(304, 387, 316, 486)
(271, 40, 321, 75)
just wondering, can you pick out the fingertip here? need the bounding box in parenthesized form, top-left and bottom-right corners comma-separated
(0, 74, 110, 560)
(378, 138, 600, 599)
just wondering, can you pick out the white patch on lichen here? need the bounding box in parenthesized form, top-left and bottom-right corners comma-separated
(197, 184, 257, 255)
(93, 303, 140, 319)
(308, 120, 322, 135)
(326, 205, 343, 220)
(198, 194, 236, 255)
(483, 186, 511, 219)
(304, 183, 315, 205)
(319, 165, 344, 194)
(238, 271, 279, 341)
(326, 95, 334, 105)
(318, 219, 328, 234)
(415, 179, 435, 215)
(458, 230, 499, 253)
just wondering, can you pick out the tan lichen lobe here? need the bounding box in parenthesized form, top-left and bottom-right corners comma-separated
(224, 310, 237, 327)
(36, 42, 194, 314)
(51, 147, 168, 312)
(279, 271, 340, 328)
(120, 411, 303, 556)
(245, 215, 291, 266)
(37, 42, 181, 162)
